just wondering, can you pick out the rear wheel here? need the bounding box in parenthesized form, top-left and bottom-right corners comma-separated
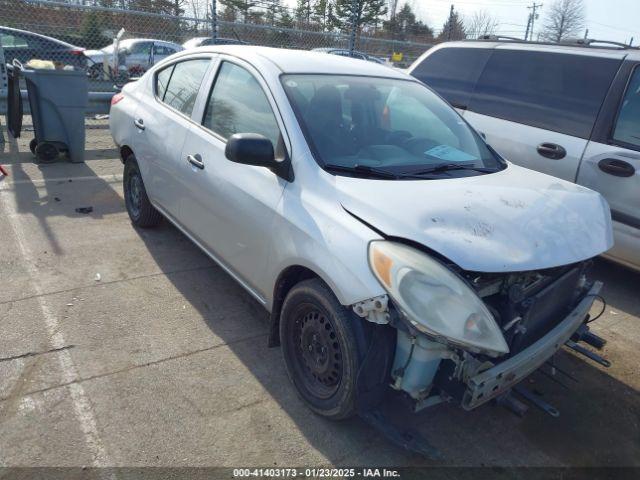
(123, 155, 162, 228)
(280, 279, 363, 420)
(35, 142, 59, 163)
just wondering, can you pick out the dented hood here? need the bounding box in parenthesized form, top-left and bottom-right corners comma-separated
(336, 164, 613, 272)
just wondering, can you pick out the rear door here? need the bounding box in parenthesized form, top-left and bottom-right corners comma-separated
(578, 62, 640, 268)
(132, 56, 212, 219)
(464, 49, 621, 182)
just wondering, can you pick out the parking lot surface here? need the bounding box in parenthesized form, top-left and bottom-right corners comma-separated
(1, 122, 639, 468)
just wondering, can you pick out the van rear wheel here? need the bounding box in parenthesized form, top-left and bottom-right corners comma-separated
(280, 279, 362, 420)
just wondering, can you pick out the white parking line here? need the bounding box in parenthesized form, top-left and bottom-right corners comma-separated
(0, 195, 111, 467)
(0, 174, 123, 189)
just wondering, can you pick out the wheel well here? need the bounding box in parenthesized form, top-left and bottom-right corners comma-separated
(120, 145, 134, 164)
(268, 265, 320, 347)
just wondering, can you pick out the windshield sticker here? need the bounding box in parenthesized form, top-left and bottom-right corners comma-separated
(425, 145, 478, 162)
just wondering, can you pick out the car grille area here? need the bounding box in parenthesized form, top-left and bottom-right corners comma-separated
(469, 262, 591, 356)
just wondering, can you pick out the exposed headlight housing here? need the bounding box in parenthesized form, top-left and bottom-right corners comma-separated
(369, 241, 509, 357)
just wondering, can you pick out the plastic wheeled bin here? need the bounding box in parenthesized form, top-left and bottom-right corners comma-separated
(18, 60, 88, 163)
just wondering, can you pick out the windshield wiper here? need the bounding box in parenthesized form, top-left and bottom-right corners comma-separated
(410, 163, 498, 175)
(323, 164, 402, 179)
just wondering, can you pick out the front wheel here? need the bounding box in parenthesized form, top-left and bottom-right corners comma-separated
(123, 155, 162, 228)
(280, 279, 364, 420)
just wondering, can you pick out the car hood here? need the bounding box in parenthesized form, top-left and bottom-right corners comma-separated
(336, 164, 613, 272)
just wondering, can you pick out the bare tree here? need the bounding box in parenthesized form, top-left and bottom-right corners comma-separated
(466, 10, 498, 39)
(541, 0, 586, 43)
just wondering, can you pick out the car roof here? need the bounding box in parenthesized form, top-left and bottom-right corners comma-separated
(0, 26, 78, 48)
(442, 40, 634, 60)
(184, 46, 406, 78)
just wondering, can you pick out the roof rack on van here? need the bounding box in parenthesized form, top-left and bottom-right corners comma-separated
(473, 35, 639, 50)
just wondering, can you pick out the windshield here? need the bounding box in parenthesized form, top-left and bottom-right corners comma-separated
(281, 74, 504, 178)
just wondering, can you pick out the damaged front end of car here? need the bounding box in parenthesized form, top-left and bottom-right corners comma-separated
(357, 241, 609, 417)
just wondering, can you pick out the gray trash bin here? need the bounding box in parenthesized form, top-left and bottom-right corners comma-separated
(18, 61, 88, 163)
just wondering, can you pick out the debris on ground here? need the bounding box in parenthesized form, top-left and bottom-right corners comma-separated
(75, 206, 93, 214)
(94, 273, 101, 282)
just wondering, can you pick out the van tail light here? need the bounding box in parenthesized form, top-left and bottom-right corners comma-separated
(70, 48, 86, 56)
(111, 93, 125, 106)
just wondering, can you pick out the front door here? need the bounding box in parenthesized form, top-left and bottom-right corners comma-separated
(177, 58, 288, 298)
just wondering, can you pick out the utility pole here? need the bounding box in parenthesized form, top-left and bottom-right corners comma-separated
(524, 13, 532, 41)
(349, 0, 360, 56)
(211, 0, 218, 42)
(526, 2, 543, 41)
(584, 28, 589, 40)
(446, 4, 454, 41)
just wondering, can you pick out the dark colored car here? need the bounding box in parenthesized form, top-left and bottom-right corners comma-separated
(0, 26, 87, 70)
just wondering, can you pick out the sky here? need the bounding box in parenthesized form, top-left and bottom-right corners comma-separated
(284, 0, 640, 45)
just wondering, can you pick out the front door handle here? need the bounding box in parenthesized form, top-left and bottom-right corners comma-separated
(598, 158, 636, 177)
(134, 118, 145, 130)
(537, 143, 566, 160)
(187, 154, 204, 170)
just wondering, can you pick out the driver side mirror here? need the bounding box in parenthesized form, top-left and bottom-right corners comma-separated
(225, 133, 293, 182)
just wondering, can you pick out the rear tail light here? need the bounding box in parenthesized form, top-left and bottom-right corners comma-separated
(111, 93, 125, 106)
(70, 48, 86, 56)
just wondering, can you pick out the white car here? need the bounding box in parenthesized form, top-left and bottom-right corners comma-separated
(409, 39, 640, 272)
(110, 46, 613, 420)
(85, 38, 183, 78)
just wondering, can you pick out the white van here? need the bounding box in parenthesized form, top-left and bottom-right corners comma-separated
(409, 39, 640, 271)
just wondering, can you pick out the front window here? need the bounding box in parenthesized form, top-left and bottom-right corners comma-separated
(282, 74, 504, 179)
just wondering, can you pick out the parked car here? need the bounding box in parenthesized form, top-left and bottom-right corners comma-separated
(312, 47, 385, 64)
(85, 39, 182, 78)
(0, 26, 87, 70)
(409, 39, 640, 272)
(110, 46, 613, 420)
(182, 37, 248, 49)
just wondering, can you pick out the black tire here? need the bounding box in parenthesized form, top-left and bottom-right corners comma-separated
(123, 155, 162, 228)
(35, 142, 59, 163)
(29, 138, 38, 155)
(280, 278, 364, 420)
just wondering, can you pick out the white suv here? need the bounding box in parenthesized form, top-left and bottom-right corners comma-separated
(409, 39, 640, 271)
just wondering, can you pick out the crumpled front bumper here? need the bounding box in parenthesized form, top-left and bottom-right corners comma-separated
(462, 281, 603, 410)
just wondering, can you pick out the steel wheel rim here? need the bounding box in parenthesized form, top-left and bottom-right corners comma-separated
(128, 172, 142, 218)
(291, 304, 343, 399)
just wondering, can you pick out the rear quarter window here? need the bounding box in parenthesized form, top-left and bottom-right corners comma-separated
(469, 50, 621, 139)
(411, 47, 492, 109)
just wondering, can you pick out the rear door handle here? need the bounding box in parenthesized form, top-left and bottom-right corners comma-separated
(598, 158, 636, 177)
(134, 118, 145, 130)
(537, 143, 566, 160)
(187, 154, 204, 170)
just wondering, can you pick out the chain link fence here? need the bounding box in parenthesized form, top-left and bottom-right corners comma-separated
(0, 0, 432, 91)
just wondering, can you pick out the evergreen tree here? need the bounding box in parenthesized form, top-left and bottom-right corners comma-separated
(312, 0, 333, 31)
(437, 7, 465, 41)
(296, 0, 312, 26)
(331, 0, 387, 32)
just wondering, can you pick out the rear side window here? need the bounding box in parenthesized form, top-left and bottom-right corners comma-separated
(161, 59, 210, 116)
(155, 65, 173, 100)
(203, 61, 281, 146)
(612, 67, 640, 149)
(0, 32, 31, 48)
(411, 47, 491, 109)
(470, 50, 620, 138)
